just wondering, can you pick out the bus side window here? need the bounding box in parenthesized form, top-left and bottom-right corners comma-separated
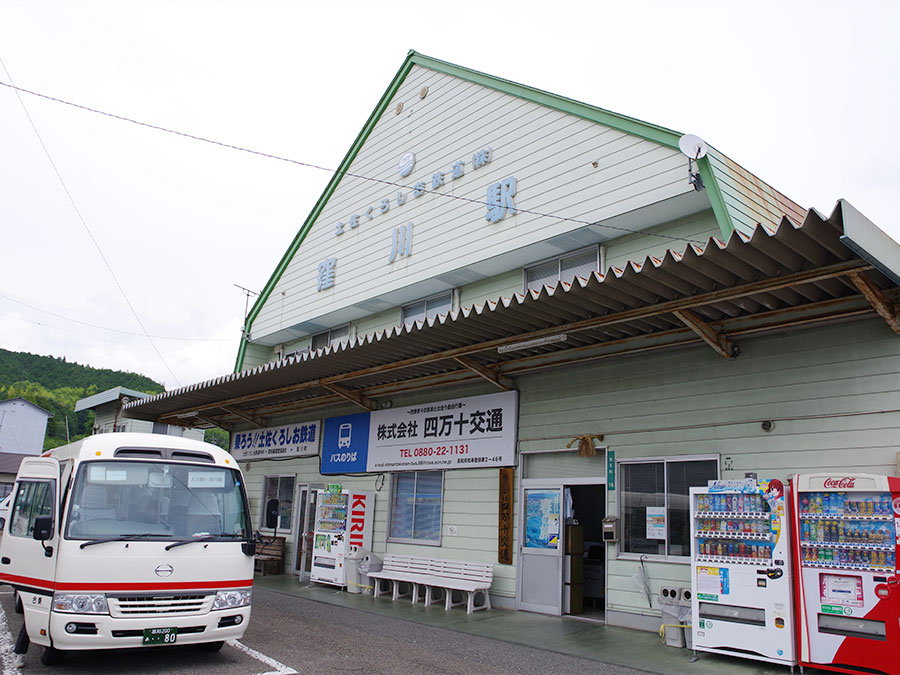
(10, 482, 54, 538)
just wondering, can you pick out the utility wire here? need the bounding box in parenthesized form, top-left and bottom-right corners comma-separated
(0, 61, 182, 386)
(0, 79, 707, 246)
(0, 292, 233, 341)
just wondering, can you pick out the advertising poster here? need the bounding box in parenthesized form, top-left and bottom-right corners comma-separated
(646, 506, 666, 540)
(524, 489, 560, 549)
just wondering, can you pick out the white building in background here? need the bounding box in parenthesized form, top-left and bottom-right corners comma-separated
(0, 397, 53, 455)
(75, 387, 203, 440)
(0, 397, 53, 496)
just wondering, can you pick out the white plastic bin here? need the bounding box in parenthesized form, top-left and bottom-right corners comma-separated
(358, 553, 383, 595)
(659, 586, 685, 648)
(344, 545, 365, 594)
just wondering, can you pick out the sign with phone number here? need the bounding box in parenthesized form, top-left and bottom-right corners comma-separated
(320, 391, 518, 474)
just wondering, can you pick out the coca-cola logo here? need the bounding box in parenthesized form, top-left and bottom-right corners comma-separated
(893, 497, 900, 517)
(823, 477, 856, 489)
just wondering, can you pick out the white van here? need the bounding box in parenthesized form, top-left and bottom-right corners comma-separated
(0, 433, 259, 665)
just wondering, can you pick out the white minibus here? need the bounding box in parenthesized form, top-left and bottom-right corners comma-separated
(0, 433, 261, 665)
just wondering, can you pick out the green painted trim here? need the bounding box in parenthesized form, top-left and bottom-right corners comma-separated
(234, 52, 418, 371)
(235, 50, 730, 370)
(697, 155, 734, 240)
(409, 52, 684, 149)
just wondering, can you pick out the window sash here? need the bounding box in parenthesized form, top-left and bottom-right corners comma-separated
(311, 325, 350, 351)
(402, 292, 452, 325)
(388, 471, 443, 544)
(618, 457, 718, 559)
(525, 247, 599, 292)
(261, 475, 295, 530)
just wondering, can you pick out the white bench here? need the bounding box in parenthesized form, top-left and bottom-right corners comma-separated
(368, 554, 493, 614)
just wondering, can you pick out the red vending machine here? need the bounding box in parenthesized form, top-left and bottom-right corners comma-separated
(791, 473, 900, 675)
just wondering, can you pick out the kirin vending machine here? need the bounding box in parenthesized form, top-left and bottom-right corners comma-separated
(791, 473, 900, 675)
(690, 478, 796, 667)
(310, 488, 373, 587)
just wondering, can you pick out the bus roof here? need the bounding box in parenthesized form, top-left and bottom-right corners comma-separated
(41, 433, 237, 468)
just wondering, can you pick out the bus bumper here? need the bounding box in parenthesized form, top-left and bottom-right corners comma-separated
(47, 606, 251, 650)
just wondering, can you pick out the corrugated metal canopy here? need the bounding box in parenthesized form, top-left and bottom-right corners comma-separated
(125, 200, 900, 430)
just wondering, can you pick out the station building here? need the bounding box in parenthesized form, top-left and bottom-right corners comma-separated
(125, 51, 900, 630)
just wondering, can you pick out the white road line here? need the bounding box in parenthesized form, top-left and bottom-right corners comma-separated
(227, 639, 298, 675)
(0, 600, 295, 675)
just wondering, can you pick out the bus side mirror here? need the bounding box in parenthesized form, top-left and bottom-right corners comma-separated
(265, 499, 279, 530)
(33, 515, 54, 541)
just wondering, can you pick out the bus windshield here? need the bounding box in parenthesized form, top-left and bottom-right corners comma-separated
(64, 460, 251, 541)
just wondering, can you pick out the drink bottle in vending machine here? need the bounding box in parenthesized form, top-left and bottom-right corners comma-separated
(690, 478, 796, 667)
(791, 473, 900, 675)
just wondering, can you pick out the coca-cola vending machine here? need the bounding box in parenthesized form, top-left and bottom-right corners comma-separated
(791, 473, 900, 675)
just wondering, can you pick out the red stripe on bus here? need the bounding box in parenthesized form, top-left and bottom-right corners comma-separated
(0, 572, 252, 592)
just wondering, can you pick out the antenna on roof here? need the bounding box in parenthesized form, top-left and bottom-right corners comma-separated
(678, 134, 707, 192)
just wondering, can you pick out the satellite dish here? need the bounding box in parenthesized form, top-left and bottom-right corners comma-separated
(678, 134, 708, 160)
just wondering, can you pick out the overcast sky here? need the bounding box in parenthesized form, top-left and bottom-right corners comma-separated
(1, 0, 897, 391)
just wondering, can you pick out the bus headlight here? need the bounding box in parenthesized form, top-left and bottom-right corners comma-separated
(53, 593, 109, 614)
(213, 589, 251, 610)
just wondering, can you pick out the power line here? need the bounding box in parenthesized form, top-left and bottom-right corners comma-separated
(0, 79, 707, 247)
(0, 61, 182, 387)
(0, 292, 233, 341)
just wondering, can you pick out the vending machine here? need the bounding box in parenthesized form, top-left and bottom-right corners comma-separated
(310, 488, 374, 587)
(690, 478, 796, 667)
(791, 473, 900, 675)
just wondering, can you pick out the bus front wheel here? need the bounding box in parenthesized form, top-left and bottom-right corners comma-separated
(40, 646, 67, 666)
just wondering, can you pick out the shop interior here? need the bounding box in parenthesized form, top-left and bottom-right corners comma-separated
(564, 484, 606, 620)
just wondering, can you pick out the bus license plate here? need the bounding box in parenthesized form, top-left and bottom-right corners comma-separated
(143, 627, 177, 645)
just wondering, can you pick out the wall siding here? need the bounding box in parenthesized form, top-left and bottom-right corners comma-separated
(604, 210, 719, 273)
(708, 149, 807, 236)
(251, 65, 692, 342)
(238, 316, 898, 619)
(517, 318, 900, 622)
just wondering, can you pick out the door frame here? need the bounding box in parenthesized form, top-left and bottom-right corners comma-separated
(291, 482, 322, 580)
(516, 474, 607, 617)
(516, 482, 565, 614)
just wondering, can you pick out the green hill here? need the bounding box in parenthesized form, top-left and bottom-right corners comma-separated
(0, 348, 165, 450)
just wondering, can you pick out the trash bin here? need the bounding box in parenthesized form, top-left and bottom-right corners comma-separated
(658, 586, 685, 648)
(358, 552, 383, 595)
(677, 587, 693, 649)
(344, 545, 365, 594)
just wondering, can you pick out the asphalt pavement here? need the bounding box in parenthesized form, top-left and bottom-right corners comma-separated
(0, 586, 646, 674)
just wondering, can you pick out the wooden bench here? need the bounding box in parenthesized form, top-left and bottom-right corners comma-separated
(368, 554, 493, 613)
(254, 536, 286, 575)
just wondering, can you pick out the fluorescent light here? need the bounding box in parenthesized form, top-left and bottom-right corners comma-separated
(497, 334, 568, 353)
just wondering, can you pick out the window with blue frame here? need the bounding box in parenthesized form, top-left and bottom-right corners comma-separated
(388, 471, 443, 544)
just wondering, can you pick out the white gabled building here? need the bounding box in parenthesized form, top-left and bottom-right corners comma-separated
(75, 387, 203, 440)
(125, 52, 900, 630)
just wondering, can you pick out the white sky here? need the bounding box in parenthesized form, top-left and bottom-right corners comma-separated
(1, 0, 897, 390)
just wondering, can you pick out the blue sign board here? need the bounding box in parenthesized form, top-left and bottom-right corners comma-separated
(321, 412, 371, 474)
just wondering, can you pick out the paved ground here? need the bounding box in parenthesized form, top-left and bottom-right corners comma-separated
(0, 586, 646, 674)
